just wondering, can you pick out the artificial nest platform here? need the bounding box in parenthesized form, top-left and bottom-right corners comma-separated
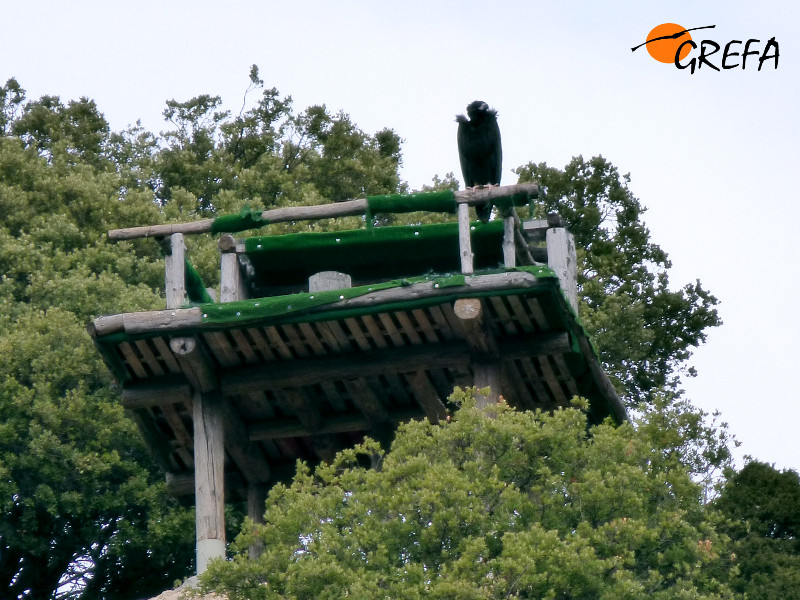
(90, 184, 625, 573)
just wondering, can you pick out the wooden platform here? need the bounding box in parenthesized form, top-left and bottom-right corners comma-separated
(92, 186, 626, 573)
(90, 268, 624, 499)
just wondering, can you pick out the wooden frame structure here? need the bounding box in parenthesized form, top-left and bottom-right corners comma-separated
(89, 184, 625, 573)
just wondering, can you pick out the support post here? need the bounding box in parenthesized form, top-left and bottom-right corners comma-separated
(502, 213, 516, 268)
(453, 298, 501, 408)
(194, 390, 226, 574)
(309, 271, 352, 292)
(457, 202, 474, 275)
(546, 228, 578, 314)
(219, 235, 246, 302)
(165, 232, 185, 309)
(247, 484, 267, 559)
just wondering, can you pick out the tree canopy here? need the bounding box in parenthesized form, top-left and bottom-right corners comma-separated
(200, 390, 737, 600)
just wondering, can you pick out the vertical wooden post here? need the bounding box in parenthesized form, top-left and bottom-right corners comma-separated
(502, 213, 516, 268)
(247, 484, 267, 560)
(219, 234, 246, 303)
(309, 271, 352, 292)
(453, 298, 501, 408)
(165, 232, 185, 309)
(457, 202, 474, 275)
(546, 227, 578, 314)
(194, 390, 225, 574)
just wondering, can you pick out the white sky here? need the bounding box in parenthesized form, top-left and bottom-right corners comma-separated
(3, 0, 798, 472)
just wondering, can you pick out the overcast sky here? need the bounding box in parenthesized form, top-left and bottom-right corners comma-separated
(3, 0, 798, 472)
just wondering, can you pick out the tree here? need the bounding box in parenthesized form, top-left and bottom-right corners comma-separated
(200, 390, 736, 599)
(715, 461, 800, 599)
(516, 157, 721, 404)
(0, 80, 195, 600)
(0, 70, 408, 599)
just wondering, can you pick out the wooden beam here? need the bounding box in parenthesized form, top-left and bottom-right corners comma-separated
(92, 271, 552, 339)
(474, 362, 501, 409)
(249, 407, 422, 441)
(170, 336, 218, 393)
(106, 184, 539, 241)
(165, 233, 186, 309)
(122, 378, 192, 408)
(223, 340, 471, 394)
(166, 471, 245, 496)
(453, 298, 498, 357)
(193, 390, 226, 574)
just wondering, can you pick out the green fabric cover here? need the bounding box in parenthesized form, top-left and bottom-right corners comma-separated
(210, 206, 266, 233)
(366, 190, 456, 215)
(198, 266, 556, 326)
(244, 220, 508, 286)
(185, 260, 214, 304)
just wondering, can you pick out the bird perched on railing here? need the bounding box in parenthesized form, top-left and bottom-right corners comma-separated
(456, 100, 502, 223)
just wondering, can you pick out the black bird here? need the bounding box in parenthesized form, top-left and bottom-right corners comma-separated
(456, 100, 502, 222)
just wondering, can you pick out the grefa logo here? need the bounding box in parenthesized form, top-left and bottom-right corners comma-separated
(632, 23, 779, 74)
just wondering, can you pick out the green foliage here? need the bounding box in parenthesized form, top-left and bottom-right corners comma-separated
(715, 462, 800, 599)
(515, 156, 721, 404)
(201, 389, 735, 599)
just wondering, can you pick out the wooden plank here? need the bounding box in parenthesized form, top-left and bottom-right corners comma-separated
(202, 331, 240, 367)
(229, 329, 260, 364)
(378, 313, 406, 346)
(245, 327, 278, 361)
(122, 379, 192, 409)
(263, 325, 296, 359)
(360, 315, 389, 349)
(135, 340, 166, 377)
(296, 322, 328, 356)
(488, 296, 519, 336)
(411, 309, 439, 344)
(517, 357, 554, 406)
(426, 305, 455, 341)
(394, 311, 423, 345)
(343, 318, 373, 351)
(281, 323, 314, 358)
(118, 342, 148, 378)
(344, 378, 390, 425)
(553, 354, 579, 397)
(404, 371, 448, 423)
(152, 336, 182, 373)
(525, 297, 550, 331)
(536, 356, 568, 404)
(249, 407, 422, 441)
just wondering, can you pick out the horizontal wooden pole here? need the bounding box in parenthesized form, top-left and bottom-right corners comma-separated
(248, 408, 422, 441)
(107, 184, 539, 241)
(222, 333, 570, 395)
